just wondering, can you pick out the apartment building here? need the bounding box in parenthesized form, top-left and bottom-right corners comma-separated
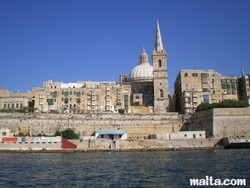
(174, 69, 243, 114)
(174, 69, 222, 113)
(32, 80, 131, 113)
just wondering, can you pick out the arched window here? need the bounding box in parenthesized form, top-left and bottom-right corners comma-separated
(158, 59, 162, 67)
(160, 89, 164, 98)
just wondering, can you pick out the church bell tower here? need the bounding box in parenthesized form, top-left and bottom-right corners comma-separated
(152, 21, 170, 113)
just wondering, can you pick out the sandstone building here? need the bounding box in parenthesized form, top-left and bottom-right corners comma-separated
(174, 69, 249, 114)
(32, 80, 131, 113)
(0, 88, 33, 111)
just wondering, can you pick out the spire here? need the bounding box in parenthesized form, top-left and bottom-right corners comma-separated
(154, 20, 165, 53)
(241, 68, 245, 76)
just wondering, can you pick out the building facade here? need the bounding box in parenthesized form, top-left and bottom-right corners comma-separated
(0, 88, 33, 111)
(174, 69, 248, 114)
(32, 80, 131, 113)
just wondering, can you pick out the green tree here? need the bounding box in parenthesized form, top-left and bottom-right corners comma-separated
(118, 109, 125, 114)
(54, 129, 79, 139)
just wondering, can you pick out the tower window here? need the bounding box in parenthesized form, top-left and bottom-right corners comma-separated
(160, 89, 164, 98)
(158, 59, 162, 67)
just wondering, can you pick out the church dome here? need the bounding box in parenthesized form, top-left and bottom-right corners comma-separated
(128, 48, 153, 82)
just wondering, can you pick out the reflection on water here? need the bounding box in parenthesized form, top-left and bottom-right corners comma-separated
(0, 149, 249, 187)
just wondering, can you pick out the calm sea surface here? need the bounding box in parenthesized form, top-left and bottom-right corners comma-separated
(0, 149, 249, 188)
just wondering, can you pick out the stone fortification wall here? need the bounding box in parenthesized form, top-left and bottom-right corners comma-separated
(0, 113, 183, 139)
(213, 108, 250, 137)
(75, 138, 222, 150)
(0, 142, 61, 150)
(192, 108, 250, 138)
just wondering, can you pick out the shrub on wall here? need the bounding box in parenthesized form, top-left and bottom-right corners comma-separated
(130, 102, 140, 106)
(196, 100, 248, 111)
(118, 109, 125, 114)
(54, 128, 79, 139)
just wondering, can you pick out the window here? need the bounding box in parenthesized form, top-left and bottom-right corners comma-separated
(8, 104, 10, 108)
(16, 103, 19, 108)
(12, 104, 14, 108)
(184, 73, 188, 77)
(20, 103, 23, 108)
(2, 132, 6, 136)
(186, 83, 188, 87)
(101, 134, 104, 139)
(199, 134, 202, 136)
(158, 59, 162, 67)
(184, 134, 187, 137)
(147, 86, 152, 94)
(135, 95, 140, 99)
(204, 95, 209, 103)
(52, 91, 57, 98)
(119, 134, 122, 138)
(201, 73, 209, 77)
(4, 104, 6, 108)
(160, 89, 164, 98)
(70, 91, 72, 95)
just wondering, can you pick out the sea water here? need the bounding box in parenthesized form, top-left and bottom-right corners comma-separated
(0, 149, 249, 187)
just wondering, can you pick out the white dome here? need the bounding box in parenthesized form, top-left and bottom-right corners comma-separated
(128, 63, 153, 82)
(128, 48, 153, 82)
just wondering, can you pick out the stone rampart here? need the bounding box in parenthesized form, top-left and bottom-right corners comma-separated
(76, 138, 222, 150)
(0, 142, 61, 150)
(192, 108, 250, 138)
(0, 113, 183, 139)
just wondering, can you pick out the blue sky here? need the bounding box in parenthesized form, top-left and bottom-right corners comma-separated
(1, 0, 250, 94)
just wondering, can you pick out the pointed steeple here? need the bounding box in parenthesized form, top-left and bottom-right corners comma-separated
(154, 20, 165, 53)
(241, 68, 245, 76)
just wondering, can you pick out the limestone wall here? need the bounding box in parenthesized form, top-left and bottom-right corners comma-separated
(76, 138, 221, 150)
(0, 113, 183, 139)
(192, 108, 250, 138)
(213, 108, 250, 137)
(0, 142, 61, 150)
